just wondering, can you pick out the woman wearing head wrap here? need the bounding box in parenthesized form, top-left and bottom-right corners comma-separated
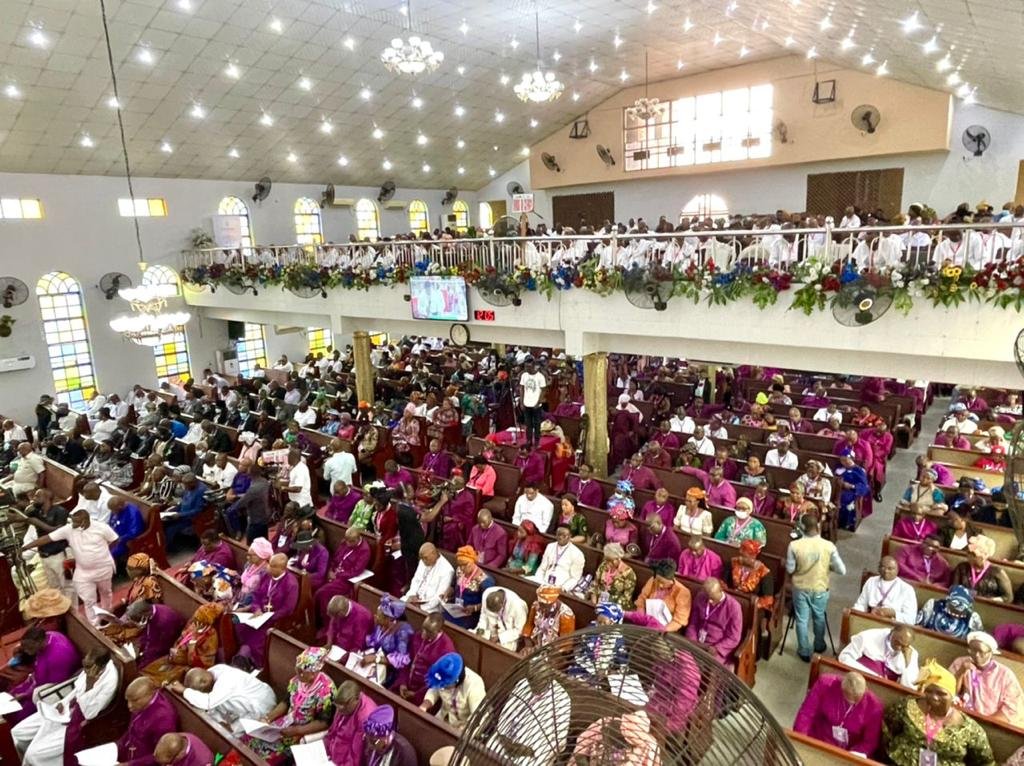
(237, 431, 262, 463)
(573, 711, 664, 766)
(505, 520, 545, 576)
(949, 630, 1024, 727)
(445, 547, 494, 630)
(915, 584, 984, 639)
(951, 534, 1014, 602)
(363, 705, 417, 766)
(713, 498, 768, 546)
(568, 602, 629, 682)
(420, 652, 486, 731)
(634, 559, 692, 633)
(673, 486, 714, 536)
(364, 596, 415, 688)
(555, 495, 589, 544)
(234, 537, 273, 609)
(604, 502, 640, 548)
(119, 553, 162, 610)
(589, 542, 638, 611)
(141, 602, 223, 685)
(727, 539, 775, 617)
(881, 660, 995, 766)
(522, 586, 576, 652)
(390, 404, 421, 464)
(243, 646, 336, 758)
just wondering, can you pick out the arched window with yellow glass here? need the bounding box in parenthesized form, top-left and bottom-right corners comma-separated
(294, 197, 323, 245)
(355, 199, 380, 241)
(36, 271, 97, 408)
(217, 196, 253, 251)
(408, 200, 429, 235)
(452, 200, 469, 233)
(142, 266, 191, 383)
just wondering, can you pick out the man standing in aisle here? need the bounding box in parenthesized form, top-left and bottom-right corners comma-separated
(518, 357, 547, 449)
(786, 514, 846, 662)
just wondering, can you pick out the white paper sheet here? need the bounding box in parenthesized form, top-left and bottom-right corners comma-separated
(327, 645, 345, 662)
(348, 569, 375, 584)
(235, 611, 275, 629)
(442, 602, 468, 619)
(0, 691, 22, 716)
(290, 740, 331, 766)
(644, 598, 672, 626)
(240, 717, 282, 742)
(76, 742, 118, 766)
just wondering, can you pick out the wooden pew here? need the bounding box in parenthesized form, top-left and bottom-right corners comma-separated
(786, 729, 886, 765)
(882, 535, 1024, 592)
(41, 456, 78, 506)
(164, 691, 266, 766)
(890, 510, 1018, 562)
(104, 484, 170, 569)
(813, 655, 1023, 761)
(927, 444, 1002, 471)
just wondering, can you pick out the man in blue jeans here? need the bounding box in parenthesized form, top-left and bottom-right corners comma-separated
(786, 514, 846, 661)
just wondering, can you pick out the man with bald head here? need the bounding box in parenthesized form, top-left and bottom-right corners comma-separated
(476, 586, 528, 650)
(153, 733, 213, 766)
(684, 578, 743, 668)
(116, 677, 179, 766)
(396, 613, 455, 705)
(235, 552, 299, 667)
(853, 556, 917, 624)
(402, 543, 454, 613)
(169, 664, 275, 735)
(467, 509, 508, 569)
(324, 595, 375, 654)
(793, 670, 883, 756)
(838, 624, 920, 688)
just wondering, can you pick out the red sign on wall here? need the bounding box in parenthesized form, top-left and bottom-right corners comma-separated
(473, 309, 496, 321)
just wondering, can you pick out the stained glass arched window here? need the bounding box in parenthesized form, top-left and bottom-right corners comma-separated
(308, 328, 333, 357)
(452, 199, 469, 233)
(682, 193, 729, 222)
(478, 202, 494, 230)
(237, 323, 267, 377)
(36, 272, 97, 408)
(142, 266, 191, 383)
(408, 200, 429, 235)
(294, 197, 323, 245)
(218, 196, 253, 251)
(355, 199, 380, 241)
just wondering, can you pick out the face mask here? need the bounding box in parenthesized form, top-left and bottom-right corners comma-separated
(735, 510, 751, 521)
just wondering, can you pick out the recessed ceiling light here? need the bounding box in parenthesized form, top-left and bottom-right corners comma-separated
(682, 18, 694, 32)
(177, 0, 192, 10)
(4, 84, 20, 98)
(962, 90, 976, 105)
(861, 52, 875, 66)
(488, 167, 496, 177)
(936, 55, 952, 72)
(588, 59, 598, 73)
(509, 37, 520, 50)
(818, 16, 832, 31)
(411, 96, 423, 109)
(343, 36, 355, 50)
(372, 126, 384, 139)
(459, 19, 469, 35)
(613, 34, 623, 48)
(492, 145, 499, 151)
(454, 104, 465, 117)
(382, 159, 393, 170)
(726, 1, 738, 14)
(500, 74, 510, 86)
(359, 87, 372, 100)
(529, 118, 538, 128)
(457, 65, 466, 75)
(618, 69, 629, 82)
(190, 103, 205, 118)
(571, 91, 580, 101)
(840, 36, 855, 51)
(422, 163, 431, 172)
(676, 59, 685, 70)
(416, 133, 428, 145)
(320, 120, 333, 134)
(573, 19, 582, 33)
(806, 46, 818, 59)
(106, 96, 120, 109)
(783, 35, 795, 47)
(494, 111, 505, 123)
(876, 60, 889, 76)
(225, 62, 240, 79)
(760, 19, 769, 30)
(646, 1, 657, 13)
(946, 71, 961, 85)
(161, 141, 172, 153)
(79, 134, 93, 148)
(456, 138, 466, 148)
(337, 155, 349, 166)
(287, 152, 297, 163)
(229, 148, 240, 158)
(922, 36, 939, 54)
(739, 45, 749, 58)
(137, 47, 155, 65)
(28, 29, 48, 48)
(457, 166, 465, 175)
(901, 12, 921, 34)
(520, 146, 530, 157)
(298, 76, 312, 91)
(269, 17, 283, 33)
(552, 50, 562, 62)
(712, 31, 723, 46)
(259, 112, 273, 127)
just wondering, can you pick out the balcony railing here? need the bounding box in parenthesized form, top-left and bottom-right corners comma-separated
(182, 222, 1024, 277)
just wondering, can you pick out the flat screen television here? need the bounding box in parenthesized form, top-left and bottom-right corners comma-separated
(409, 276, 469, 321)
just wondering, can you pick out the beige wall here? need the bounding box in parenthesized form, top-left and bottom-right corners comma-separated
(529, 55, 953, 190)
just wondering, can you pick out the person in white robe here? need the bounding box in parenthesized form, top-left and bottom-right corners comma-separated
(173, 664, 276, 735)
(852, 556, 918, 625)
(475, 587, 528, 650)
(13, 649, 119, 766)
(487, 671, 571, 766)
(838, 625, 920, 688)
(533, 530, 586, 592)
(402, 543, 454, 613)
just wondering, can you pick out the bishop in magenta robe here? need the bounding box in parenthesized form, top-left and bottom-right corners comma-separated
(322, 487, 361, 523)
(793, 674, 883, 757)
(316, 535, 372, 623)
(677, 547, 724, 581)
(394, 622, 455, 705)
(117, 687, 179, 766)
(515, 450, 546, 487)
(421, 448, 453, 479)
(236, 567, 299, 667)
(466, 516, 508, 569)
(6, 631, 80, 724)
(324, 599, 375, 653)
(440, 488, 478, 551)
(894, 541, 952, 587)
(138, 605, 187, 668)
(566, 475, 604, 507)
(324, 690, 377, 766)
(685, 589, 743, 668)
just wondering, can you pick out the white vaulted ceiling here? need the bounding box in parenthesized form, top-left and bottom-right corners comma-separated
(0, 0, 1017, 189)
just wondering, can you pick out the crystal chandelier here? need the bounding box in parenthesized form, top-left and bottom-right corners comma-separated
(627, 49, 663, 122)
(514, 11, 563, 103)
(109, 311, 192, 346)
(380, 3, 443, 75)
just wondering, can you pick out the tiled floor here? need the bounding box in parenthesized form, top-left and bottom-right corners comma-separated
(751, 397, 947, 725)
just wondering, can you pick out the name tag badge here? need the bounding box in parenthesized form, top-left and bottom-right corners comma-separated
(454, 598, 463, 607)
(698, 630, 708, 643)
(547, 575, 557, 585)
(919, 749, 938, 766)
(277, 535, 287, 547)
(831, 726, 849, 747)
(598, 592, 610, 604)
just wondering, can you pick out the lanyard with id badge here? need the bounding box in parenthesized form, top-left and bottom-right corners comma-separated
(919, 710, 949, 766)
(830, 701, 857, 749)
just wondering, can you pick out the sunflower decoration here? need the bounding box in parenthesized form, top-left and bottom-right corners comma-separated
(941, 265, 964, 281)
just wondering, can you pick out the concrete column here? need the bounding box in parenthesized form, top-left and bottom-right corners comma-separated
(353, 330, 375, 406)
(706, 363, 718, 403)
(583, 351, 609, 477)
(494, 343, 507, 358)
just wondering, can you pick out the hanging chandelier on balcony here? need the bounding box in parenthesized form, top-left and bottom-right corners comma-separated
(380, 2, 444, 75)
(514, 10, 563, 103)
(626, 49, 663, 122)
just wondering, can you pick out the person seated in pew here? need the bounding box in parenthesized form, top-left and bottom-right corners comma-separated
(678, 534, 725, 581)
(181, 529, 236, 574)
(105, 598, 184, 665)
(714, 498, 768, 546)
(941, 507, 980, 552)
(467, 509, 509, 569)
(514, 444, 546, 487)
(270, 501, 308, 554)
(635, 559, 691, 633)
(642, 440, 673, 470)
(589, 542, 637, 611)
(84, 441, 134, 488)
(234, 552, 300, 668)
(838, 625, 921, 688)
(421, 438, 453, 479)
(396, 613, 456, 705)
(11, 646, 118, 766)
(643, 513, 682, 565)
(572, 711, 665, 765)
(569, 602, 629, 682)
(620, 453, 661, 492)
(898, 469, 949, 517)
(949, 630, 1024, 727)
(522, 585, 576, 653)
(674, 487, 714, 537)
(403, 542, 455, 613)
(487, 661, 571, 765)
(162, 472, 207, 545)
(894, 502, 942, 543)
(641, 487, 676, 529)
(442, 546, 494, 629)
(466, 454, 497, 498)
(534, 525, 586, 591)
(476, 586, 528, 651)
(426, 477, 477, 551)
(792, 670, 883, 758)
(1, 624, 80, 726)
(951, 534, 1014, 602)
(935, 424, 972, 450)
(109, 676, 181, 766)
(853, 556, 918, 624)
(152, 732, 213, 766)
(362, 704, 417, 766)
(242, 647, 337, 760)
(420, 651, 486, 731)
(233, 536, 273, 608)
(685, 577, 743, 668)
(362, 595, 416, 687)
(916, 584, 984, 639)
(73, 481, 114, 523)
(171, 663, 276, 735)
(504, 520, 546, 576)
(747, 481, 775, 519)
(972, 487, 1013, 528)
(142, 602, 222, 685)
(726, 538, 775, 624)
(993, 623, 1024, 654)
(321, 480, 361, 524)
(881, 660, 995, 766)
(315, 527, 372, 624)
(321, 679, 378, 766)
(322, 595, 374, 655)
(511, 483, 555, 534)
(382, 459, 415, 492)
(565, 462, 604, 507)
(895, 535, 953, 587)
(553, 494, 589, 544)
(288, 529, 330, 592)
(604, 497, 639, 547)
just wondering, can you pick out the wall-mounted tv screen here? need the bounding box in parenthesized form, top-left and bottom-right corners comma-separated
(409, 276, 469, 321)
